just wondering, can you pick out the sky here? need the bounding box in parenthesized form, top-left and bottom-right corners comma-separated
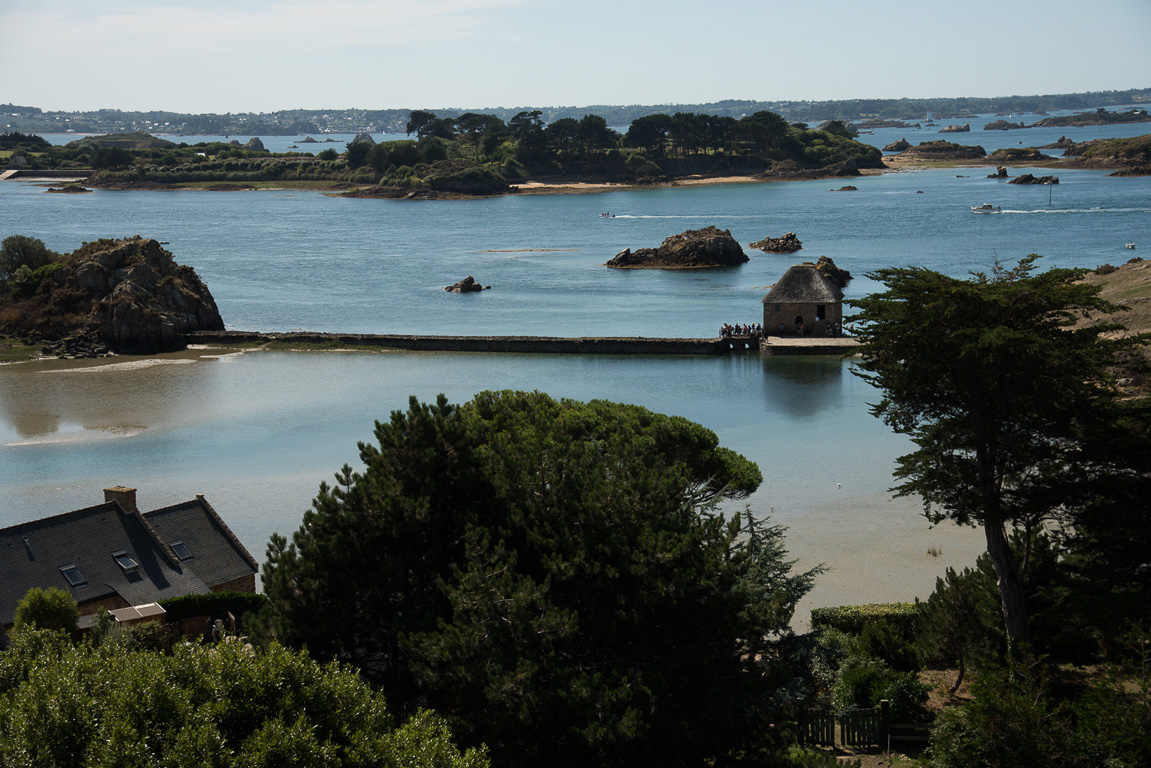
(2, 0, 1150, 114)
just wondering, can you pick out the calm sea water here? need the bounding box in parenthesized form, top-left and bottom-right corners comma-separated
(3, 118, 1149, 583)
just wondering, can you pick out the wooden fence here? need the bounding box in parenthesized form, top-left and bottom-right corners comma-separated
(799, 700, 933, 750)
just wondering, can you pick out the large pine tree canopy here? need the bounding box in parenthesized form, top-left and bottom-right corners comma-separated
(257, 391, 818, 767)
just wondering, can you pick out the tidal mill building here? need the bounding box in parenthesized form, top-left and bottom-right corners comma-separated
(761, 262, 844, 336)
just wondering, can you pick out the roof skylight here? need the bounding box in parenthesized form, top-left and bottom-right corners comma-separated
(112, 550, 139, 573)
(60, 564, 86, 586)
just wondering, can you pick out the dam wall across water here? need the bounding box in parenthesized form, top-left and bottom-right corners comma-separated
(185, 331, 860, 356)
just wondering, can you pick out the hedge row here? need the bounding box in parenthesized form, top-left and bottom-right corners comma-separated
(157, 591, 266, 624)
(810, 603, 918, 636)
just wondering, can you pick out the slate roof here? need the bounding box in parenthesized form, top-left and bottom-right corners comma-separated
(0, 493, 257, 627)
(762, 263, 844, 304)
(145, 496, 259, 590)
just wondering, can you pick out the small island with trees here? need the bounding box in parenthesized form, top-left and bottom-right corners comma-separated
(2, 110, 886, 197)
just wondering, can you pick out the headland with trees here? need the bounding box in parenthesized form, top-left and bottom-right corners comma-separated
(1, 108, 886, 196)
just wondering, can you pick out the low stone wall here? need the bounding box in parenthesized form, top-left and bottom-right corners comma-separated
(184, 331, 728, 356)
(761, 337, 861, 356)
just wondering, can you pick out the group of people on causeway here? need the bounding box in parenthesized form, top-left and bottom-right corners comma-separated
(720, 323, 762, 338)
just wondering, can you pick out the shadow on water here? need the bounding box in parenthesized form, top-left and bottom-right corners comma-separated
(758, 355, 847, 419)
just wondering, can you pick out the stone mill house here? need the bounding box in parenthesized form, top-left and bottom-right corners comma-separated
(761, 262, 844, 336)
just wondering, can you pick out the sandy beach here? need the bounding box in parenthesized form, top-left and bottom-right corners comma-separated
(779, 491, 987, 631)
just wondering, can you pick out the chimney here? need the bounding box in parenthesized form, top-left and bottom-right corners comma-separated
(104, 486, 138, 514)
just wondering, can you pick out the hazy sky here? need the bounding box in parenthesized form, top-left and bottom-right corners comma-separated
(3, 0, 1149, 113)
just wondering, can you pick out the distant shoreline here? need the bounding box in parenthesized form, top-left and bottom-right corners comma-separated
(18, 151, 1143, 198)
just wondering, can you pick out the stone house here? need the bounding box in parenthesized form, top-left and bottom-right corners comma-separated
(0, 486, 258, 641)
(761, 262, 845, 336)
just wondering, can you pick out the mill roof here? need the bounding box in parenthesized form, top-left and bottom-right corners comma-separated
(762, 263, 844, 304)
(0, 492, 257, 628)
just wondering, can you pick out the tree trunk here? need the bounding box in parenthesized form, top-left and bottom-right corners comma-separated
(950, 651, 965, 695)
(984, 521, 1032, 644)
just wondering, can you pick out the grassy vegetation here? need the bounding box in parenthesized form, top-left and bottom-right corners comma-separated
(1073, 133, 1151, 166)
(0, 337, 41, 363)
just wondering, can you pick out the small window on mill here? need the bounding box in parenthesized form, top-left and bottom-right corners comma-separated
(61, 564, 86, 586)
(171, 541, 193, 560)
(112, 550, 139, 573)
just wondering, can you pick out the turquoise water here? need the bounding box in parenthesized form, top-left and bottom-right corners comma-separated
(2, 133, 1149, 570)
(5, 166, 1149, 338)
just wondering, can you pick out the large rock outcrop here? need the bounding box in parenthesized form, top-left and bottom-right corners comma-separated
(898, 141, 987, 160)
(939, 124, 971, 133)
(882, 138, 911, 152)
(1009, 173, 1059, 185)
(989, 148, 1048, 162)
(815, 255, 852, 289)
(11, 237, 224, 356)
(605, 226, 748, 269)
(749, 232, 802, 253)
(984, 120, 1027, 131)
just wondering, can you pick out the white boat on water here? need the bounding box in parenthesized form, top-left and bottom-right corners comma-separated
(1127, 243, 1136, 249)
(971, 203, 1002, 214)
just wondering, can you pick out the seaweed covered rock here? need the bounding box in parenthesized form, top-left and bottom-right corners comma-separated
(444, 276, 489, 292)
(1009, 173, 1059, 185)
(749, 232, 803, 253)
(606, 226, 748, 269)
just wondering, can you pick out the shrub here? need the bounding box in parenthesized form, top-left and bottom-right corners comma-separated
(1, 234, 60, 283)
(419, 136, 448, 163)
(808, 627, 859, 696)
(857, 614, 920, 671)
(833, 658, 930, 723)
(9, 262, 63, 299)
(0, 629, 488, 768)
(924, 665, 1071, 768)
(12, 587, 79, 635)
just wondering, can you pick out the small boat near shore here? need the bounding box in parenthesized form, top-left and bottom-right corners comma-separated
(1127, 242, 1137, 249)
(970, 203, 1003, 214)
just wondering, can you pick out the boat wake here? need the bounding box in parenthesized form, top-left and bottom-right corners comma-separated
(610, 214, 772, 220)
(1000, 207, 1151, 215)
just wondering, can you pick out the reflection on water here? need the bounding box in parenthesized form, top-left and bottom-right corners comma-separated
(758, 355, 846, 420)
(0, 352, 217, 442)
(0, 349, 909, 559)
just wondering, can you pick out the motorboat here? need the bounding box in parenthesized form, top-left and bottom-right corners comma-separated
(970, 203, 1002, 214)
(1127, 243, 1136, 249)
(599, 212, 615, 219)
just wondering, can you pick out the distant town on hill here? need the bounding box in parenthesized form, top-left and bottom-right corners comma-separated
(4, 88, 1150, 136)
